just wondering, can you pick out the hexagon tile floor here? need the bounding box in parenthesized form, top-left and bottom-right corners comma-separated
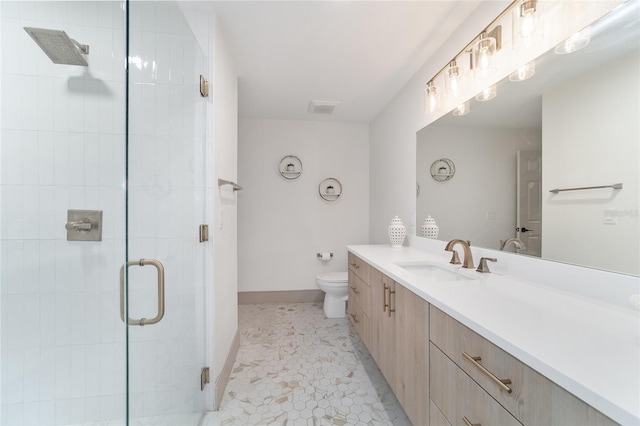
(201, 302, 410, 426)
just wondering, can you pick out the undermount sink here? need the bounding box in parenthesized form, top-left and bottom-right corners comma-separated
(395, 261, 475, 282)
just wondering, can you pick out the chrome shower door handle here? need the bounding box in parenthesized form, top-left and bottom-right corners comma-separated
(119, 259, 165, 326)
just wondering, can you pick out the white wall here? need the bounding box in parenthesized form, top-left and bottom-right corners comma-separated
(369, 1, 509, 244)
(542, 51, 639, 275)
(417, 125, 541, 250)
(238, 119, 369, 292)
(211, 15, 239, 407)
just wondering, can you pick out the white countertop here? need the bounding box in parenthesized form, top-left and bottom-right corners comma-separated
(347, 244, 640, 426)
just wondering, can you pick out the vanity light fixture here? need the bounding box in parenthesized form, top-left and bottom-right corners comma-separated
(512, 0, 543, 49)
(555, 29, 590, 54)
(445, 60, 463, 98)
(424, 81, 440, 113)
(509, 61, 536, 81)
(475, 85, 497, 102)
(472, 30, 500, 79)
(452, 101, 470, 116)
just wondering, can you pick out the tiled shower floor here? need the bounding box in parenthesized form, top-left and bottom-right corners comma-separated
(201, 303, 410, 426)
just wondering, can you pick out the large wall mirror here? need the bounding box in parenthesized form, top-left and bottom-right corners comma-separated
(416, 1, 639, 276)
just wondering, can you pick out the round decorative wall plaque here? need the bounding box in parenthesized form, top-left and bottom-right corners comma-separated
(430, 158, 455, 182)
(318, 177, 342, 201)
(279, 155, 302, 179)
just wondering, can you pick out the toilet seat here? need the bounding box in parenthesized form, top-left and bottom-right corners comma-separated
(316, 272, 348, 285)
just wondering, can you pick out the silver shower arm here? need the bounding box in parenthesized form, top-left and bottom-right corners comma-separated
(70, 39, 89, 55)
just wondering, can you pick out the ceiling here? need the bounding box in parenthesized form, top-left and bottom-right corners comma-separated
(198, 1, 483, 123)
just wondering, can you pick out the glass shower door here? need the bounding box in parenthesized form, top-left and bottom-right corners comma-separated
(125, 1, 208, 423)
(1, 1, 129, 424)
(1, 0, 208, 424)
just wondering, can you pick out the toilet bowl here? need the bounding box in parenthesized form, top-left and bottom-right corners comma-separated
(316, 271, 349, 318)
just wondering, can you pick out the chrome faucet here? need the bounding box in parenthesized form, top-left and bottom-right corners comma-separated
(500, 238, 526, 252)
(445, 239, 474, 268)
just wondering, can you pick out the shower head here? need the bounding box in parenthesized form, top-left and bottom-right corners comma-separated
(24, 27, 89, 66)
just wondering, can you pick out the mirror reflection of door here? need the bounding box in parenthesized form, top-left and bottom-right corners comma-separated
(517, 151, 542, 256)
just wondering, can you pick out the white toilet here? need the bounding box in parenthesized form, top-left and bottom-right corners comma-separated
(316, 271, 349, 318)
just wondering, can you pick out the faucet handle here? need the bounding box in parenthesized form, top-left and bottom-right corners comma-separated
(449, 250, 461, 265)
(476, 257, 497, 273)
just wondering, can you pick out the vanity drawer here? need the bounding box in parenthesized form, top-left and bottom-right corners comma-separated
(348, 298, 371, 346)
(348, 271, 371, 314)
(348, 252, 369, 283)
(430, 342, 522, 426)
(430, 306, 618, 425)
(429, 398, 451, 426)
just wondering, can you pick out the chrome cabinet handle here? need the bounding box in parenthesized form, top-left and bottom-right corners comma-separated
(350, 285, 360, 295)
(350, 313, 360, 324)
(65, 219, 92, 231)
(383, 283, 389, 312)
(462, 351, 512, 393)
(120, 259, 165, 326)
(388, 286, 395, 317)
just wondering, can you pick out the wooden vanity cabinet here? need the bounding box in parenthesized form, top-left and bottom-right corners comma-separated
(369, 266, 429, 426)
(348, 253, 372, 348)
(348, 253, 620, 426)
(430, 306, 618, 426)
(394, 282, 429, 425)
(370, 268, 397, 388)
(430, 342, 521, 426)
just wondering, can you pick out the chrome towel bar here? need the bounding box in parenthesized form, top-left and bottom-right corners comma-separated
(549, 183, 622, 193)
(218, 179, 243, 191)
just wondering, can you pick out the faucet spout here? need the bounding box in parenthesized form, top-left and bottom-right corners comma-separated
(501, 238, 526, 252)
(445, 239, 474, 269)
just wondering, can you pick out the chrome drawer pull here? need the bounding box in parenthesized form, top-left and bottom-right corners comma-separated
(350, 285, 360, 295)
(463, 416, 481, 426)
(462, 351, 513, 393)
(350, 313, 360, 324)
(383, 283, 388, 312)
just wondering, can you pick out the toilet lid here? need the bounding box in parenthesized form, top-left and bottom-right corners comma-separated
(317, 271, 348, 283)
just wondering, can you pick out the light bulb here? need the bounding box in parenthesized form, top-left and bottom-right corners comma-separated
(445, 61, 463, 98)
(555, 29, 590, 54)
(476, 85, 497, 102)
(472, 33, 497, 79)
(513, 0, 543, 50)
(520, 13, 536, 38)
(424, 81, 440, 114)
(509, 61, 535, 82)
(453, 101, 470, 116)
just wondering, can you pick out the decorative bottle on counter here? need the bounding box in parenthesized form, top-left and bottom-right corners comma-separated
(421, 215, 439, 239)
(388, 216, 407, 249)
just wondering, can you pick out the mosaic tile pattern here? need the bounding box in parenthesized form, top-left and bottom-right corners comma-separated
(202, 303, 410, 426)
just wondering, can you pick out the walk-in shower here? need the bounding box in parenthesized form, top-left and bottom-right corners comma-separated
(1, 1, 213, 424)
(23, 27, 90, 66)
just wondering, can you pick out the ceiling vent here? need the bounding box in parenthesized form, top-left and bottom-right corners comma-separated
(308, 100, 340, 114)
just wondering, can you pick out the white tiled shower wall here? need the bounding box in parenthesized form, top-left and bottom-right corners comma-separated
(1, 1, 213, 424)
